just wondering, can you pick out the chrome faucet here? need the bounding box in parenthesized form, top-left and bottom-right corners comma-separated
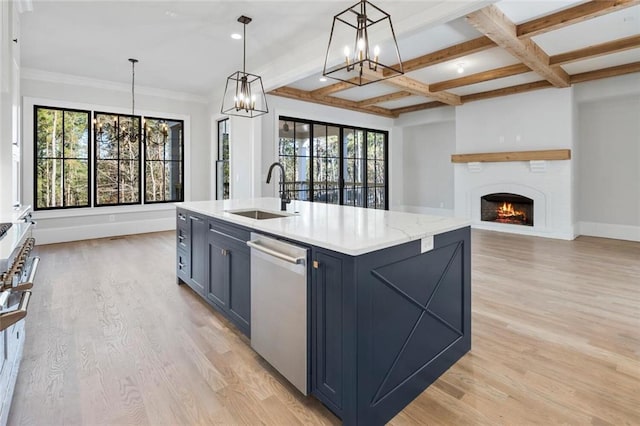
(266, 162, 291, 211)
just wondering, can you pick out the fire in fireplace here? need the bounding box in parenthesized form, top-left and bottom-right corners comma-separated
(481, 193, 533, 226)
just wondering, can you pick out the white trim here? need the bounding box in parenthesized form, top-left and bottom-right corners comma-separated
(577, 221, 640, 242)
(22, 68, 209, 104)
(33, 203, 175, 220)
(33, 217, 175, 245)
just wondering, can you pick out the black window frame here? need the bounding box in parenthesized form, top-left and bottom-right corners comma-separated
(278, 116, 389, 210)
(93, 111, 143, 207)
(143, 116, 185, 204)
(216, 118, 230, 200)
(33, 105, 92, 211)
(34, 104, 186, 211)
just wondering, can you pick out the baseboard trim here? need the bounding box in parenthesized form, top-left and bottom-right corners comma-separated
(33, 217, 175, 245)
(577, 221, 640, 242)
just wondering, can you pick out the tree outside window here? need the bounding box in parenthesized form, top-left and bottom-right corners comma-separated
(35, 106, 90, 209)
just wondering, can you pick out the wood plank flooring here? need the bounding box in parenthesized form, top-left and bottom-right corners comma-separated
(8, 230, 640, 425)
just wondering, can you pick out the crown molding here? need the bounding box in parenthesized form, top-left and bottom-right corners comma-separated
(21, 68, 209, 104)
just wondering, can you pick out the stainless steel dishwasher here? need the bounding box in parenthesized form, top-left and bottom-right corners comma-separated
(247, 232, 309, 395)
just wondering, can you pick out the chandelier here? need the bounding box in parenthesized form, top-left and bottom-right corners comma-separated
(323, 0, 403, 86)
(221, 15, 268, 118)
(94, 58, 142, 142)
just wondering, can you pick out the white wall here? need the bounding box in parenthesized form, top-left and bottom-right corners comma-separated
(401, 120, 455, 216)
(454, 88, 576, 239)
(574, 74, 640, 241)
(21, 71, 210, 244)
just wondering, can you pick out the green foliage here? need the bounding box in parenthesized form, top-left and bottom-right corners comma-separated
(36, 107, 184, 209)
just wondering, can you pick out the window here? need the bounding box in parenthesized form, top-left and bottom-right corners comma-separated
(34, 105, 184, 210)
(94, 112, 141, 206)
(144, 118, 184, 203)
(34, 106, 90, 209)
(216, 119, 230, 199)
(278, 117, 388, 210)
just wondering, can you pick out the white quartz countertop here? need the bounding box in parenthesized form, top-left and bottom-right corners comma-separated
(175, 198, 469, 256)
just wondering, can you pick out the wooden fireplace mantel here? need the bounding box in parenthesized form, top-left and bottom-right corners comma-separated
(451, 149, 571, 163)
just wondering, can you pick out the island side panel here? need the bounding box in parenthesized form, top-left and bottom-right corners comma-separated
(354, 226, 471, 425)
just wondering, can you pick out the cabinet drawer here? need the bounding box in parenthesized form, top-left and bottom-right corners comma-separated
(177, 226, 189, 251)
(209, 219, 250, 243)
(177, 249, 189, 281)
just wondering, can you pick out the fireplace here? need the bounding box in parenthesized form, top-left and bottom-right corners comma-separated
(481, 193, 533, 226)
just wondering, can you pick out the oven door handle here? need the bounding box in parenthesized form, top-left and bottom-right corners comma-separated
(0, 291, 31, 331)
(13, 257, 39, 292)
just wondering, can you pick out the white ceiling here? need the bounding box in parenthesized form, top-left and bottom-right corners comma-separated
(19, 0, 640, 109)
(20, 0, 491, 99)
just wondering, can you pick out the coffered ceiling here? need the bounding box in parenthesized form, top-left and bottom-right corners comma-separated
(19, 1, 640, 111)
(274, 0, 640, 117)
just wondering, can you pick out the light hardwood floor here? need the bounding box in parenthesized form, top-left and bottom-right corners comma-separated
(8, 230, 640, 425)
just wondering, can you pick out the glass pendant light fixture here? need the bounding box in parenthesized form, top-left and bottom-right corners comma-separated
(323, 0, 403, 86)
(221, 15, 268, 118)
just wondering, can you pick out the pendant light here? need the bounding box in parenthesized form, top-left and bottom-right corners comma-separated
(221, 15, 268, 118)
(93, 58, 141, 140)
(323, 0, 403, 86)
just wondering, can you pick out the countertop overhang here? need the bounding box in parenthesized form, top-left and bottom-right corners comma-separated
(175, 198, 469, 256)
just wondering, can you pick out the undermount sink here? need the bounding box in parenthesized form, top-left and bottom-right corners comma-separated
(227, 209, 293, 220)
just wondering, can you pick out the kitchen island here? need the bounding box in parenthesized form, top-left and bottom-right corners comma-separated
(175, 198, 471, 425)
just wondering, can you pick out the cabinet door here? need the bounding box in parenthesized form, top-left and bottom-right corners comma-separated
(189, 214, 207, 294)
(227, 238, 251, 335)
(207, 232, 229, 309)
(312, 250, 344, 412)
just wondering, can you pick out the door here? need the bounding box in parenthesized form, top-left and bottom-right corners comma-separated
(312, 249, 344, 411)
(207, 231, 228, 309)
(227, 238, 251, 333)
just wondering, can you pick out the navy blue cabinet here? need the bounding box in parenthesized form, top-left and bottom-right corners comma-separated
(207, 232, 228, 309)
(311, 250, 345, 414)
(311, 228, 471, 426)
(176, 209, 206, 296)
(206, 223, 251, 337)
(189, 214, 207, 295)
(176, 210, 251, 337)
(177, 208, 471, 425)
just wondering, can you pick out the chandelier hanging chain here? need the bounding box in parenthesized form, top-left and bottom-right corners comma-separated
(243, 20, 246, 74)
(131, 59, 135, 116)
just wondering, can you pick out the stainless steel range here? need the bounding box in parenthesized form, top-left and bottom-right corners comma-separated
(0, 206, 38, 426)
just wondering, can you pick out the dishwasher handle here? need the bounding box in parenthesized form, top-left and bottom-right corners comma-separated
(247, 240, 306, 265)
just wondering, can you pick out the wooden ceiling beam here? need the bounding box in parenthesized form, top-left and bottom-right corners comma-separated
(391, 101, 447, 115)
(269, 86, 398, 118)
(429, 63, 531, 92)
(570, 61, 640, 84)
(517, 0, 640, 39)
(355, 91, 413, 107)
(467, 5, 570, 88)
(362, 67, 462, 105)
(461, 80, 554, 103)
(384, 36, 496, 76)
(309, 78, 364, 97)
(387, 75, 462, 105)
(550, 35, 640, 66)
